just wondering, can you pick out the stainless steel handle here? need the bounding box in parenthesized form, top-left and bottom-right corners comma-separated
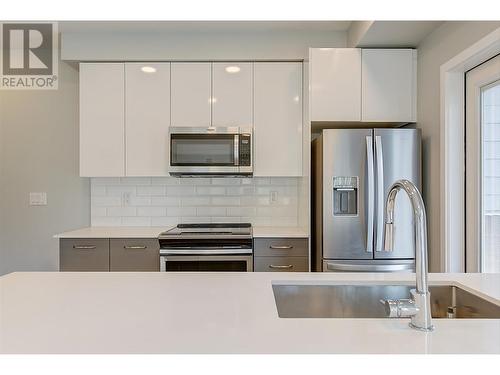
(160, 249, 253, 255)
(375, 135, 385, 252)
(72, 245, 97, 250)
(124, 246, 147, 249)
(269, 264, 293, 269)
(269, 245, 293, 249)
(366, 136, 374, 253)
(325, 262, 413, 272)
(234, 135, 239, 166)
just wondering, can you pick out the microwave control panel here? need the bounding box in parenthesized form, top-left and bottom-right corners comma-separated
(239, 134, 251, 166)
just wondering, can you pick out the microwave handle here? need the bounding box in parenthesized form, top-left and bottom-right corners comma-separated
(234, 135, 240, 166)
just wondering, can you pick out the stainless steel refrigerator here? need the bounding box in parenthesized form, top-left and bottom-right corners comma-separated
(312, 128, 421, 272)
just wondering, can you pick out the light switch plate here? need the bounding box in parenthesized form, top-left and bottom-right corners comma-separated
(29, 192, 47, 206)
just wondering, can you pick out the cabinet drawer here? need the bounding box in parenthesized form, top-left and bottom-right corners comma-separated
(60, 239, 109, 271)
(110, 238, 159, 271)
(254, 238, 308, 257)
(254, 256, 308, 272)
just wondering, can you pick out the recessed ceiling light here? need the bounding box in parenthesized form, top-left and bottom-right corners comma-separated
(225, 66, 241, 74)
(141, 66, 156, 73)
(319, 48, 333, 51)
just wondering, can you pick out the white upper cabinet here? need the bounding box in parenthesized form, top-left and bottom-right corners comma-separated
(125, 63, 171, 176)
(212, 62, 253, 127)
(254, 62, 303, 177)
(361, 49, 417, 123)
(310, 48, 361, 122)
(80, 63, 125, 177)
(171, 63, 211, 127)
(309, 48, 417, 124)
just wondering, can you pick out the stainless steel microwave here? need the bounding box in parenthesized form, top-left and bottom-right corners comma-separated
(168, 126, 253, 177)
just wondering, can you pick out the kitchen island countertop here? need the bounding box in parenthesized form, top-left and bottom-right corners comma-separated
(54, 226, 308, 239)
(1, 272, 499, 354)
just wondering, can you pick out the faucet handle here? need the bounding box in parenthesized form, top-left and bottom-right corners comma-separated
(381, 299, 418, 318)
(384, 223, 394, 252)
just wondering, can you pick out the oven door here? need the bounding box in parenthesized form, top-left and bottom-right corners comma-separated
(160, 254, 253, 272)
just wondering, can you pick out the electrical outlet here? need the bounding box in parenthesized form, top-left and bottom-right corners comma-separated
(122, 192, 132, 206)
(29, 192, 47, 206)
(270, 191, 278, 204)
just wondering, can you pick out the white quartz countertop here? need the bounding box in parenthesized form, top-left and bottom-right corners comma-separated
(54, 226, 308, 239)
(54, 227, 170, 238)
(1, 272, 499, 354)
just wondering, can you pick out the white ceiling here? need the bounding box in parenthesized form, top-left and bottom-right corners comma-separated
(59, 21, 353, 34)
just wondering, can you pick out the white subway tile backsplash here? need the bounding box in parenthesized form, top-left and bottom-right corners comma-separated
(121, 217, 152, 226)
(195, 186, 226, 195)
(212, 178, 241, 186)
(107, 207, 137, 217)
(129, 197, 152, 206)
(137, 186, 166, 196)
(106, 186, 136, 196)
(151, 217, 178, 226)
(91, 177, 300, 227)
(137, 207, 166, 217)
(91, 185, 106, 196)
(180, 178, 211, 185)
(180, 197, 211, 206)
(92, 217, 121, 226)
(151, 177, 179, 186)
(92, 207, 107, 217)
(196, 207, 226, 216)
(92, 177, 121, 185)
(226, 186, 254, 196)
(227, 207, 257, 217)
(151, 196, 180, 206)
(92, 196, 122, 207)
(166, 186, 196, 196)
(167, 207, 197, 217)
(120, 177, 152, 185)
(211, 197, 241, 206)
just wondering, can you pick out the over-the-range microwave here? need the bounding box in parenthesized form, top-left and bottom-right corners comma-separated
(168, 126, 253, 177)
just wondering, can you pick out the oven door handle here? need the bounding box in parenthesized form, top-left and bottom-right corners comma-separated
(160, 249, 253, 255)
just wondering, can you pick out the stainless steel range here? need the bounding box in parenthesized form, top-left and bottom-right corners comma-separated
(158, 223, 253, 272)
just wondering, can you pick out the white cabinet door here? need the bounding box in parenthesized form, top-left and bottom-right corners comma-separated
(310, 48, 361, 122)
(80, 63, 125, 177)
(361, 49, 417, 122)
(171, 63, 211, 127)
(254, 62, 303, 177)
(125, 63, 171, 176)
(212, 62, 253, 127)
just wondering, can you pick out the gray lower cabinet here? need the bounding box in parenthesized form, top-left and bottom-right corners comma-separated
(60, 238, 110, 271)
(254, 237, 309, 272)
(110, 238, 159, 271)
(254, 256, 308, 272)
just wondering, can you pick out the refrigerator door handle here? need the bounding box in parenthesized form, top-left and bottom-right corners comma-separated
(325, 262, 414, 272)
(366, 136, 374, 253)
(375, 135, 385, 252)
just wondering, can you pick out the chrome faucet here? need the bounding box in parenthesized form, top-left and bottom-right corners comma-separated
(381, 179, 434, 332)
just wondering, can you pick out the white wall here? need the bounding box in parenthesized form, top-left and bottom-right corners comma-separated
(417, 21, 500, 272)
(0, 61, 90, 275)
(62, 30, 347, 61)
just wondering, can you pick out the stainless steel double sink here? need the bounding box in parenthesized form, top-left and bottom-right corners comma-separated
(272, 284, 500, 319)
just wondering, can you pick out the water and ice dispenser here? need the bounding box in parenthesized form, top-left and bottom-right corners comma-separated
(332, 177, 358, 216)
